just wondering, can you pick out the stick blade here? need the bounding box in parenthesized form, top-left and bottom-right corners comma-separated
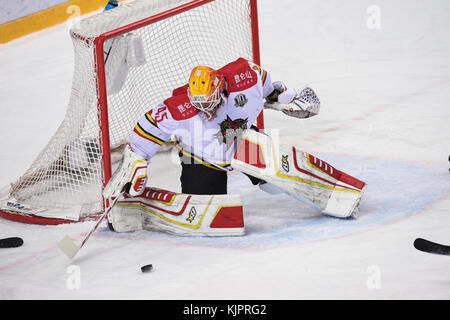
(0, 237, 24, 248)
(58, 235, 79, 258)
(414, 238, 450, 255)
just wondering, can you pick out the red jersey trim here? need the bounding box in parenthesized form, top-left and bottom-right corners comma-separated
(218, 57, 258, 93)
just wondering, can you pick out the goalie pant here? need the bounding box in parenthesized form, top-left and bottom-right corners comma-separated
(108, 187, 245, 236)
(231, 129, 366, 218)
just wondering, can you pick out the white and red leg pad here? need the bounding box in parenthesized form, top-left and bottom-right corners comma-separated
(231, 130, 366, 218)
(108, 187, 245, 236)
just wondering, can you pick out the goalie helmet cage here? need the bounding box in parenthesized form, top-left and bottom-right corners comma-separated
(0, 0, 262, 225)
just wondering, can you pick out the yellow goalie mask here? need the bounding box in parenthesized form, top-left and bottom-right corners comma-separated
(188, 66, 226, 119)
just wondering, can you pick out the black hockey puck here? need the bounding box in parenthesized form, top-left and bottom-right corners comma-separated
(141, 264, 153, 273)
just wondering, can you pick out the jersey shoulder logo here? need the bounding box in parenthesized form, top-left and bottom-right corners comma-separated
(164, 94, 198, 121)
(218, 58, 258, 93)
(234, 94, 248, 107)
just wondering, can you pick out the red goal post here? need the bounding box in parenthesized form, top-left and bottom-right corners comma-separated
(0, 0, 262, 225)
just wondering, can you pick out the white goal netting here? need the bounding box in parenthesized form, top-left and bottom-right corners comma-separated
(1, 0, 257, 222)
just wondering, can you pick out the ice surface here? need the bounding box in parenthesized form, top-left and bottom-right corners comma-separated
(0, 0, 449, 300)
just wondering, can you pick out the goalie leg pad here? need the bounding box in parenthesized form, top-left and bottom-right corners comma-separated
(103, 144, 147, 199)
(231, 130, 366, 218)
(109, 188, 245, 236)
(108, 203, 143, 232)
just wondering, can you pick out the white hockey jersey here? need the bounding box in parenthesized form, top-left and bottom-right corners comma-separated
(130, 58, 274, 171)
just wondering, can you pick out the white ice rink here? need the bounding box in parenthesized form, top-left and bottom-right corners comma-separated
(0, 0, 449, 300)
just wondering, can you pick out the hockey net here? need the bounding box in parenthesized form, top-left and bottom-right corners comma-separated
(0, 0, 261, 224)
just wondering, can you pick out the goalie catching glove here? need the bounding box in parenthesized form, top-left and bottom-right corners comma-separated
(265, 81, 320, 119)
(103, 144, 148, 199)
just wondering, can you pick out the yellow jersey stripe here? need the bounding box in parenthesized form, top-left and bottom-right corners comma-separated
(145, 112, 158, 128)
(134, 123, 165, 145)
(173, 141, 230, 171)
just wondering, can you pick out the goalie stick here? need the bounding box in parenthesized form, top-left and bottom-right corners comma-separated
(413, 238, 450, 256)
(58, 183, 129, 259)
(0, 237, 24, 248)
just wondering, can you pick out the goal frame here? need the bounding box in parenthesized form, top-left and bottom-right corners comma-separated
(0, 0, 262, 225)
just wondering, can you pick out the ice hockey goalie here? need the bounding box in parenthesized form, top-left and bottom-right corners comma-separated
(105, 57, 366, 236)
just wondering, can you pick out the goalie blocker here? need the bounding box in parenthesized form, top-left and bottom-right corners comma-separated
(231, 129, 366, 218)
